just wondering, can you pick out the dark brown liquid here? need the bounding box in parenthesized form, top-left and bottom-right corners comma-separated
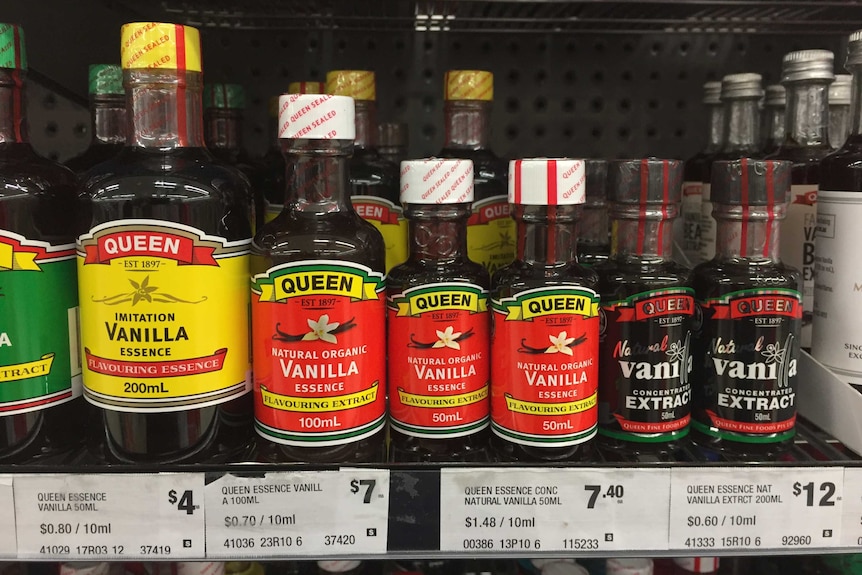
(0, 143, 89, 462)
(439, 147, 507, 203)
(65, 143, 124, 174)
(387, 204, 491, 462)
(690, 258, 801, 459)
(820, 134, 862, 190)
(81, 146, 253, 464)
(350, 147, 400, 203)
(253, 141, 386, 463)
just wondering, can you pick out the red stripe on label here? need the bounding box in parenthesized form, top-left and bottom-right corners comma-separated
(547, 160, 558, 205)
(175, 25, 188, 146)
(657, 160, 669, 256)
(13, 26, 22, 70)
(740, 158, 749, 256)
(638, 159, 648, 255)
(764, 161, 774, 258)
(514, 161, 522, 204)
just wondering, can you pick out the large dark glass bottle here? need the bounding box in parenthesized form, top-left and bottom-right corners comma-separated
(691, 159, 801, 459)
(77, 23, 253, 464)
(597, 159, 693, 458)
(439, 71, 513, 276)
(252, 94, 386, 463)
(0, 23, 88, 462)
(378, 122, 408, 166)
(327, 71, 404, 273)
(491, 159, 599, 462)
(65, 64, 126, 173)
(387, 159, 490, 462)
(577, 159, 609, 266)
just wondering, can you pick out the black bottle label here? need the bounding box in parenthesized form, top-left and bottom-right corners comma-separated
(599, 288, 694, 442)
(693, 288, 801, 442)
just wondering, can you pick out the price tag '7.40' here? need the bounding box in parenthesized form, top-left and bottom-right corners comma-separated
(13, 473, 205, 560)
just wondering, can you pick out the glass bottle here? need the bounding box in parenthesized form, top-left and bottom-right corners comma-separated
(66, 64, 126, 173)
(699, 73, 764, 263)
(814, 30, 862, 389)
(0, 23, 88, 462)
(691, 159, 801, 458)
(759, 84, 786, 156)
(491, 159, 599, 462)
(378, 122, 408, 166)
(597, 159, 693, 457)
(577, 159, 609, 266)
(678, 81, 723, 268)
(387, 159, 490, 462)
(326, 70, 404, 273)
(77, 23, 253, 463)
(252, 94, 386, 464)
(203, 82, 260, 230)
(766, 50, 834, 350)
(829, 74, 852, 149)
(439, 70, 513, 276)
(258, 81, 324, 225)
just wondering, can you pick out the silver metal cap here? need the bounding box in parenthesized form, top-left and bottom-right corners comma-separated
(765, 85, 786, 107)
(721, 73, 764, 100)
(830, 74, 853, 105)
(608, 158, 683, 206)
(703, 81, 722, 105)
(782, 50, 835, 83)
(848, 29, 862, 66)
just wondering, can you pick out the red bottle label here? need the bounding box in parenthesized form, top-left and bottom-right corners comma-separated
(251, 260, 386, 446)
(387, 282, 490, 438)
(491, 286, 600, 447)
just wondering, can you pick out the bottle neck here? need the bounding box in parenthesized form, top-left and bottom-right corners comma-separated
(714, 203, 783, 262)
(204, 108, 243, 151)
(722, 98, 760, 152)
(610, 204, 676, 261)
(0, 68, 28, 144)
(444, 100, 491, 150)
(849, 66, 862, 137)
(354, 100, 377, 150)
(763, 106, 785, 150)
(705, 103, 725, 152)
(406, 204, 470, 262)
(783, 80, 830, 147)
(830, 103, 851, 148)
(90, 95, 127, 145)
(126, 69, 205, 149)
(579, 203, 609, 247)
(515, 204, 580, 265)
(281, 139, 354, 214)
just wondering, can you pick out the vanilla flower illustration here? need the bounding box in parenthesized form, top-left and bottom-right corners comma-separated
(546, 331, 576, 356)
(434, 326, 462, 350)
(666, 341, 686, 363)
(761, 342, 785, 365)
(303, 315, 340, 344)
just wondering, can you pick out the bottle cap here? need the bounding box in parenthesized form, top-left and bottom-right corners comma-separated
(607, 158, 683, 206)
(0, 24, 26, 70)
(830, 74, 852, 105)
(121, 22, 202, 72)
(88, 64, 123, 95)
(318, 562, 362, 573)
(176, 564, 225, 575)
(720, 73, 764, 99)
(541, 563, 589, 575)
(445, 70, 494, 101)
(764, 84, 786, 107)
(703, 81, 722, 105)
(379, 122, 408, 147)
(672, 559, 719, 574)
(509, 159, 586, 206)
(606, 559, 654, 575)
(289, 81, 325, 94)
(203, 83, 245, 109)
(848, 29, 862, 66)
(585, 159, 608, 203)
(278, 94, 355, 140)
(326, 70, 376, 101)
(782, 49, 835, 83)
(400, 159, 474, 204)
(710, 158, 792, 206)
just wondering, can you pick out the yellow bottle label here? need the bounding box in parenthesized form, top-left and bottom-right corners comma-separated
(77, 220, 251, 412)
(467, 195, 515, 275)
(353, 196, 408, 272)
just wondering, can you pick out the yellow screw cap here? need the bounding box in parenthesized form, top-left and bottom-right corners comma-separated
(121, 22, 202, 72)
(445, 70, 494, 101)
(325, 70, 376, 101)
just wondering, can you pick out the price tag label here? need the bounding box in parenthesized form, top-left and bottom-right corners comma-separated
(14, 473, 205, 560)
(669, 467, 844, 551)
(204, 468, 389, 558)
(439, 467, 671, 553)
(0, 476, 17, 557)
(841, 467, 862, 547)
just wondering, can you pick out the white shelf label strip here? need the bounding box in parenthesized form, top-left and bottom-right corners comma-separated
(439, 467, 672, 553)
(203, 468, 390, 558)
(840, 467, 862, 547)
(13, 472, 205, 560)
(669, 466, 845, 551)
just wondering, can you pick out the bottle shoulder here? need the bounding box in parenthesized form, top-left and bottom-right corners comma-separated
(0, 144, 78, 193)
(64, 143, 124, 174)
(491, 260, 599, 295)
(387, 259, 490, 291)
(349, 150, 400, 203)
(438, 147, 508, 198)
(596, 260, 693, 299)
(690, 259, 802, 296)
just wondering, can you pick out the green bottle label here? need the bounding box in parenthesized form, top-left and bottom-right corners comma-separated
(0, 231, 81, 413)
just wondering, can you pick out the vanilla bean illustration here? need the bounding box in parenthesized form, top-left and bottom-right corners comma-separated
(407, 327, 475, 349)
(272, 317, 358, 343)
